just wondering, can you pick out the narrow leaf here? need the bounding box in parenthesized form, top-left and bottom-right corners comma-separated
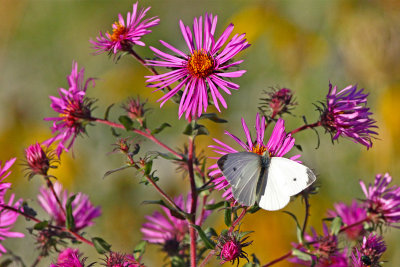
(104, 103, 114, 120)
(330, 216, 342, 236)
(133, 241, 146, 259)
(65, 195, 76, 231)
(183, 123, 193, 135)
(282, 211, 303, 244)
(103, 165, 131, 179)
(33, 220, 48, 230)
(92, 237, 111, 254)
(204, 201, 225, 210)
(191, 224, 215, 249)
(151, 123, 171, 135)
(118, 115, 133, 131)
(224, 203, 232, 227)
(292, 248, 312, 261)
(198, 113, 228, 123)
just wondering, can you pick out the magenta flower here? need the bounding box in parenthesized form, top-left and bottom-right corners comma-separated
(360, 173, 400, 227)
(24, 142, 57, 178)
(217, 230, 252, 265)
(43, 61, 95, 157)
(51, 248, 86, 267)
(319, 83, 377, 148)
(0, 158, 24, 256)
(91, 2, 159, 54)
(351, 233, 386, 267)
(209, 114, 300, 201)
(146, 13, 249, 119)
(37, 182, 101, 231)
(290, 224, 349, 267)
(141, 194, 212, 256)
(260, 87, 296, 117)
(327, 200, 367, 240)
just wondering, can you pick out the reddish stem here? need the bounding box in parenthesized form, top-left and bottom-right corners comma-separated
(263, 250, 293, 267)
(92, 118, 182, 160)
(188, 136, 198, 267)
(45, 176, 66, 217)
(229, 207, 248, 233)
(290, 121, 322, 135)
(199, 250, 216, 267)
(128, 48, 159, 77)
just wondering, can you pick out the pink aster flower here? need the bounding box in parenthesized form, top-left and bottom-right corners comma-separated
(91, 2, 159, 54)
(146, 13, 250, 119)
(360, 173, 400, 227)
(141, 194, 212, 256)
(209, 114, 300, 201)
(217, 230, 252, 265)
(290, 224, 349, 267)
(43, 61, 96, 157)
(318, 83, 377, 148)
(51, 248, 86, 267)
(24, 143, 58, 178)
(0, 158, 24, 256)
(260, 87, 296, 118)
(38, 182, 101, 231)
(351, 233, 386, 267)
(327, 200, 367, 240)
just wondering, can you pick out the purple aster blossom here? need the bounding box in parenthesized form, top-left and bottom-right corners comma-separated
(141, 194, 212, 256)
(351, 233, 386, 267)
(146, 13, 250, 119)
(91, 2, 159, 54)
(51, 248, 86, 267)
(209, 114, 300, 201)
(290, 224, 349, 267)
(359, 173, 400, 227)
(43, 61, 96, 157)
(216, 230, 252, 265)
(318, 82, 377, 149)
(327, 200, 367, 240)
(37, 182, 101, 231)
(0, 158, 24, 256)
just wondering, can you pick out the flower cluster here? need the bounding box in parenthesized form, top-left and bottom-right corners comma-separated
(351, 233, 386, 267)
(43, 61, 96, 157)
(146, 13, 249, 119)
(37, 182, 101, 231)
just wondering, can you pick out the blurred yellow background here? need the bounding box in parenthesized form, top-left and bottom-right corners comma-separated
(1, 0, 400, 266)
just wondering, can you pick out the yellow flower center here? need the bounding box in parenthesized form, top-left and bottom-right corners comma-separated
(187, 49, 215, 78)
(251, 144, 267, 156)
(110, 22, 127, 42)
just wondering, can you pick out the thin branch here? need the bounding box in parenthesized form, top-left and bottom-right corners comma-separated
(290, 121, 322, 135)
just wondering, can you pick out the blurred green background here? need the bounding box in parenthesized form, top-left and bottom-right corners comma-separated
(1, 0, 400, 266)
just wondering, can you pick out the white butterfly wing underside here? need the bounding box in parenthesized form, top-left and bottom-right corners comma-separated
(258, 157, 316, 211)
(217, 152, 262, 207)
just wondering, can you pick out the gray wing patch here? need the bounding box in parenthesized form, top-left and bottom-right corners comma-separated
(217, 152, 262, 206)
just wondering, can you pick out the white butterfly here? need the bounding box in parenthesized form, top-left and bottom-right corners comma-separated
(217, 152, 316, 211)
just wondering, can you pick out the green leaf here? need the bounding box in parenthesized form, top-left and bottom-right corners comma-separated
(191, 224, 215, 249)
(33, 220, 48, 230)
(247, 205, 261, 214)
(330, 216, 342, 236)
(133, 241, 146, 259)
(282, 211, 303, 244)
(198, 113, 228, 123)
(118, 115, 133, 130)
(146, 151, 181, 161)
(170, 256, 186, 267)
(182, 123, 193, 135)
(194, 124, 209, 136)
(204, 227, 218, 237)
(224, 202, 232, 227)
(65, 195, 76, 231)
(103, 165, 131, 179)
(110, 127, 121, 137)
(292, 248, 312, 262)
(144, 161, 153, 175)
(151, 123, 171, 135)
(104, 103, 114, 120)
(141, 199, 167, 207)
(92, 237, 111, 254)
(204, 201, 225, 210)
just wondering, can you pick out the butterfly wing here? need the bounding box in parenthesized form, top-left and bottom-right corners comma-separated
(258, 157, 316, 211)
(217, 152, 262, 207)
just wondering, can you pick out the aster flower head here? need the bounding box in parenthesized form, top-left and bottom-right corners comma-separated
(290, 224, 349, 267)
(216, 230, 252, 265)
(141, 194, 212, 256)
(24, 142, 58, 178)
(103, 251, 143, 267)
(51, 248, 87, 267)
(351, 233, 386, 267)
(38, 182, 101, 231)
(91, 2, 159, 55)
(43, 61, 96, 157)
(318, 82, 377, 149)
(209, 114, 300, 201)
(360, 173, 400, 227)
(259, 87, 296, 118)
(122, 96, 149, 123)
(327, 200, 367, 240)
(146, 13, 250, 119)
